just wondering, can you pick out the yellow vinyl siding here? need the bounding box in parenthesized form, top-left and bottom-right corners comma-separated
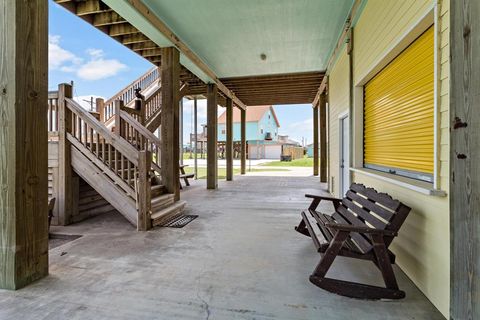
(364, 26, 434, 176)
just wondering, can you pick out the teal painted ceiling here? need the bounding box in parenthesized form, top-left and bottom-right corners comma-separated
(138, 0, 354, 78)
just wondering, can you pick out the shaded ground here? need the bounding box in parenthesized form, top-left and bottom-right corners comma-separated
(0, 176, 444, 320)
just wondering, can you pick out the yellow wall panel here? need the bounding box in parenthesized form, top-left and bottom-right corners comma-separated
(327, 47, 349, 197)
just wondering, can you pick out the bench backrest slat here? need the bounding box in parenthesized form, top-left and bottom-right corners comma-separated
(334, 206, 373, 253)
(330, 183, 412, 253)
(350, 184, 401, 211)
(345, 190, 394, 222)
(342, 197, 387, 229)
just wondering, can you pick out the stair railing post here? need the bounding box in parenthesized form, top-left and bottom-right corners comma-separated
(57, 83, 78, 225)
(137, 150, 152, 231)
(96, 97, 105, 123)
(114, 100, 123, 138)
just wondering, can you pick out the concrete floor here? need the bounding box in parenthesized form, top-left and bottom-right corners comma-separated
(0, 175, 444, 320)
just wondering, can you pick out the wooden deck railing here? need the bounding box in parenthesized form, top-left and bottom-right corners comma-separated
(115, 100, 162, 175)
(103, 67, 159, 123)
(48, 91, 60, 139)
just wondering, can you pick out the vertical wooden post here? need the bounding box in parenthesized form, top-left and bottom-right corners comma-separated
(96, 98, 105, 122)
(58, 83, 76, 225)
(207, 84, 218, 189)
(319, 92, 327, 183)
(160, 47, 180, 200)
(226, 98, 234, 181)
(137, 150, 152, 231)
(240, 108, 247, 175)
(0, 0, 49, 289)
(179, 98, 184, 166)
(194, 97, 198, 179)
(450, 1, 480, 319)
(114, 100, 123, 137)
(313, 104, 319, 176)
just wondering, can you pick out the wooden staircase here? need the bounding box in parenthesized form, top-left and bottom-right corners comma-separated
(102, 67, 163, 133)
(59, 91, 184, 230)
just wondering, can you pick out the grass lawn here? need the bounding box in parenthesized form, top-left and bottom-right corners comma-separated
(260, 156, 314, 167)
(184, 167, 289, 179)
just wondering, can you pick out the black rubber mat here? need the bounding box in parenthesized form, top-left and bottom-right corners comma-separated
(162, 215, 198, 228)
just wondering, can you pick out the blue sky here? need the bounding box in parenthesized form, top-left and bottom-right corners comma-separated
(49, 0, 313, 145)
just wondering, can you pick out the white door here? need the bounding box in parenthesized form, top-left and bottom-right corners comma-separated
(340, 116, 350, 197)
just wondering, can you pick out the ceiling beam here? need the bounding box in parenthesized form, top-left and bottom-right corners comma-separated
(93, 11, 126, 27)
(126, 0, 246, 110)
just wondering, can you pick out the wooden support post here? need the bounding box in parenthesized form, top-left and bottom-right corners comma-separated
(114, 100, 123, 137)
(207, 84, 218, 189)
(319, 92, 327, 182)
(96, 98, 105, 122)
(179, 98, 184, 166)
(160, 47, 180, 200)
(137, 150, 152, 231)
(0, 0, 49, 289)
(240, 108, 246, 175)
(58, 83, 77, 225)
(313, 104, 319, 176)
(226, 98, 234, 181)
(194, 97, 198, 179)
(450, 1, 480, 318)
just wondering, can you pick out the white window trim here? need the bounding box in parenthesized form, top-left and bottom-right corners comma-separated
(352, 3, 446, 196)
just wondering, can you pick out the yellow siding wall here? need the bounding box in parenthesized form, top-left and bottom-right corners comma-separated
(354, 0, 435, 84)
(327, 47, 349, 197)
(326, 0, 450, 317)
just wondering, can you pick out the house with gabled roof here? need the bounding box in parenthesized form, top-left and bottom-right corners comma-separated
(218, 106, 283, 159)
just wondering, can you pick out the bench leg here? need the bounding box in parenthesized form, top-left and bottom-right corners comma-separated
(309, 231, 405, 300)
(294, 219, 310, 237)
(311, 230, 348, 278)
(371, 234, 401, 291)
(184, 177, 190, 186)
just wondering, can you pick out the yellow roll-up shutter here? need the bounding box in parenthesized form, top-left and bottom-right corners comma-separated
(364, 26, 434, 181)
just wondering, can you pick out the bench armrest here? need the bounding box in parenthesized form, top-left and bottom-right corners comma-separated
(305, 194, 342, 202)
(325, 223, 398, 236)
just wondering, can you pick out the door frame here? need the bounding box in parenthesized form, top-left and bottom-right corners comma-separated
(339, 111, 350, 197)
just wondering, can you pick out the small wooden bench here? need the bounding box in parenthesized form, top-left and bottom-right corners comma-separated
(295, 183, 411, 300)
(179, 164, 194, 189)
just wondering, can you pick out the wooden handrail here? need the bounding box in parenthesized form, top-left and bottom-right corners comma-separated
(120, 109, 162, 147)
(103, 67, 160, 123)
(66, 97, 139, 165)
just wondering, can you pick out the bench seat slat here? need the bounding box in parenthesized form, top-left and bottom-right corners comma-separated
(346, 190, 394, 221)
(342, 198, 387, 230)
(310, 209, 363, 253)
(301, 211, 321, 250)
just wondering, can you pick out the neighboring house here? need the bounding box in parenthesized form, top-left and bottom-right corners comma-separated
(218, 106, 283, 159)
(306, 143, 319, 158)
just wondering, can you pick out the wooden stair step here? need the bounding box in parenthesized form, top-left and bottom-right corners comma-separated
(150, 200, 186, 227)
(151, 184, 166, 197)
(151, 193, 175, 211)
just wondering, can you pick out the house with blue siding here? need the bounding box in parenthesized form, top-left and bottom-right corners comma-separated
(218, 106, 283, 159)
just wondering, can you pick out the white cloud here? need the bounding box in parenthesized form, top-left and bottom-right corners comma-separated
(86, 48, 104, 59)
(49, 35, 82, 70)
(49, 34, 127, 81)
(77, 58, 127, 81)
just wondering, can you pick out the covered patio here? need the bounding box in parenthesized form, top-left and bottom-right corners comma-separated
(1, 0, 479, 319)
(0, 176, 443, 319)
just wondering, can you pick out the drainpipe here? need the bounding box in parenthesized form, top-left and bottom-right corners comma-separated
(347, 26, 354, 186)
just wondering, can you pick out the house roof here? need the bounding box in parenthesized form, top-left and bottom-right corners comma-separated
(218, 106, 280, 127)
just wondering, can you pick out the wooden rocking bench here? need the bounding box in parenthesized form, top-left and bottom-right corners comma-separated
(295, 183, 411, 300)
